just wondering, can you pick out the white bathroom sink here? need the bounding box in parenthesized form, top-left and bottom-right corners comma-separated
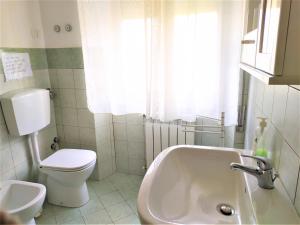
(137, 145, 256, 225)
(0, 180, 46, 224)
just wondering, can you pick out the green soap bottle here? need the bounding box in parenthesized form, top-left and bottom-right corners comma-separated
(253, 117, 268, 157)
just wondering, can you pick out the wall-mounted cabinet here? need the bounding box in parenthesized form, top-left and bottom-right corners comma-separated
(240, 0, 300, 85)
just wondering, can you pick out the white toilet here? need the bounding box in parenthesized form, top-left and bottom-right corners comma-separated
(1, 89, 97, 207)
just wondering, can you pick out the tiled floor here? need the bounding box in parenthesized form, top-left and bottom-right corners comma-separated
(36, 173, 143, 225)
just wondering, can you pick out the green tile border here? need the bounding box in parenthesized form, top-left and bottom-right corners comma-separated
(0, 47, 84, 74)
(0, 48, 48, 73)
(46, 48, 84, 69)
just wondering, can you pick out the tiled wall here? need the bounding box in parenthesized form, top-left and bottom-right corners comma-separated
(113, 114, 146, 175)
(245, 76, 300, 215)
(0, 48, 57, 182)
(47, 48, 116, 180)
(49, 68, 95, 149)
(94, 114, 116, 179)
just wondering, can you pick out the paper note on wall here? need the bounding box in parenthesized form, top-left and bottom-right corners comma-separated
(1, 52, 33, 81)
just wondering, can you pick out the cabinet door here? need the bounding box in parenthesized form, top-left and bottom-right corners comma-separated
(241, 0, 260, 67)
(256, 0, 291, 75)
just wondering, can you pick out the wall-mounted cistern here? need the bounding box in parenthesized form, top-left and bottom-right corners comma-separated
(230, 155, 278, 189)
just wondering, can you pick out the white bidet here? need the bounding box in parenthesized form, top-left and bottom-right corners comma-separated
(0, 180, 46, 225)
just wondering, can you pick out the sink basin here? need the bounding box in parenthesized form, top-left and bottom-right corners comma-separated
(0, 180, 46, 225)
(137, 145, 256, 225)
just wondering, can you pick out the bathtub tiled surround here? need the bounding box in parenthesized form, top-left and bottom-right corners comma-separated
(49, 68, 117, 180)
(113, 114, 146, 175)
(0, 66, 57, 182)
(47, 47, 117, 179)
(94, 114, 116, 179)
(36, 173, 141, 225)
(245, 77, 300, 215)
(49, 68, 96, 150)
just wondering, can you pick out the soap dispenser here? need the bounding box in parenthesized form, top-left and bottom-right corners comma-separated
(253, 117, 268, 157)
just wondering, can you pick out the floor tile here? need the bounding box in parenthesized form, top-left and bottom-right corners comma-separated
(106, 202, 134, 222)
(129, 175, 143, 186)
(38, 173, 142, 225)
(59, 216, 85, 225)
(92, 180, 117, 196)
(53, 206, 82, 224)
(99, 191, 124, 208)
(42, 202, 56, 217)
(36, 214, 57, 225)
(114, 213, 140, 225)
(126, 198, 138, 215)
(79, 198, 105, 216)
(108, 173, 131, 185)
(118, 186, 139, 200)
(83, 209, 113, 225)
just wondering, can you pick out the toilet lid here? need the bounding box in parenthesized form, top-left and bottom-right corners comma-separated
(40, 149, 96, 171)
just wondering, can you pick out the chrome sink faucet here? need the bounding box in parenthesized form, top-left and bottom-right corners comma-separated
(230, 155, 278, 189)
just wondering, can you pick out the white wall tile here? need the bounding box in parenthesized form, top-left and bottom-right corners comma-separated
(279, 142, 300, 201)
(96, 126, 111, 143)
(15, 161, 32, 181)
(73, 69, 86, 89)
(54, 107, 62, 125)
(62, 108, 78, 126)
(114, 123, 127, 141)
(75, 89, 87, 108)
(56, 125, 64, 143)
(128, 157, 145, 175)
(116, 153, 129, 173)
(49, 102, 56, 128)
(0, 124, 10, 150)
(53, 88, 61, 107)
(113, 115, 127, 123)
(255, 79, 265, 109)
(262, 85, 274, 119)
(98, 142, 113, 162)
(95, 113, 112, 128)
(128, 141, 145, 159)
(77, 109, 94, 128)
(115, 140, 128, 156)
(60, 89, 76, 108)
(63, 126, 80, 145)
(0, 148, 14, 174)
(49, 69, 58, 88)
(98, 160, 114, 179)
(79, 127, 96, 148)
(38, 126, 57, 159)
(0, 169, 16, 182)
(272, 86, 288, 133)
(34, 70, 51, 88)
(264, 124, 283, 170)
(126, 114, 144, 125)
(10, 139, 31, 165)
(57, 69, 75, 88)
(127, 124, 144, 142)
(283, 87, 300, 156)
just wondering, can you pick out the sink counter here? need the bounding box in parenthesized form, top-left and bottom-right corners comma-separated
(137, 145, 300, 225)
(242, 153, 300, 225)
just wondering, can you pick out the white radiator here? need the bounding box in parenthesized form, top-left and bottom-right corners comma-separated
(144, 120, 195, 168)
(144, 113, 225, 168)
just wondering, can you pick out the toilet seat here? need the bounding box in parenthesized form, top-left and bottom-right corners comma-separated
(40, 149, 96, 172)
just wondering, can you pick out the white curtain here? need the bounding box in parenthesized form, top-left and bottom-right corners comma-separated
(77, 0, 244, 125)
